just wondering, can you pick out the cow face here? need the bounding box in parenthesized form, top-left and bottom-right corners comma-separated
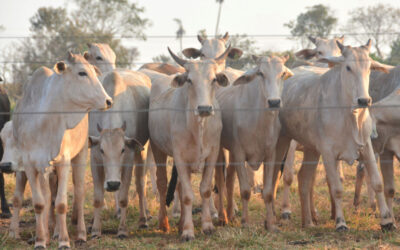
(84, 43, 116, 74)
(182, 32, 243, 62)
(295, 36, 344, 61)
(169, 47, 230, 117)
(55, 52, 113, 111)
(0, 121, 22, 172)
(233, 55, 294, 108)
(318, 40, 389, 108)
(89, 122, 143, 192)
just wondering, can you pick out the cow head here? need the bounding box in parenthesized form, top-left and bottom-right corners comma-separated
(233, 55, 294, 108)
(55, 52, 113, 111)
(169, 46, 231, 117)
(0, 121, 21, 173)
(89, 122, 143, 192)
(182, 32, 243, 62)
(84, 43, 116, 74)
(318, 39, 390, 108)
(295, 36, 344, 61)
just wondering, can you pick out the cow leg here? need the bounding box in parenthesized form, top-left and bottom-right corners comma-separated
(114, 191, 120, 218)
(380, 149, 395, 224)
(338, 161, 345, 182)
(172, 189, 181, 218)
(226, 162, 236, 222)
(145, 143, 159, 200)
(134, 150, 148, 229)
(365, 167, 376, 212)
(215, 148, 228, 225)
(91, 156, 105, 238)
(0, 173, 10, 218)
(281, 140, 297, 220)
(55, 162, 71, 249)
(309, 160, 319, 224)
(9, 171, 27, 239)
(360, 140, 394, 230)
(326, 177, 336, 220)
(49, 172, 58, 239)
(151, 142, 169, 232)
(209, 191, 218, 219)
(174, 159, 194, 241)
(321, 152, 348, 231)
(117, 165, 133, 238)
(25, 167, 47, 249)
(71, 147, 87, 244)
(297, 149, 319, 228)
(354, 162, 365, 210)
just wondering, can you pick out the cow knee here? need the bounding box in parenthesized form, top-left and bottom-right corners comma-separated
(12, 196, 21, 208)
(283, 174, 293, 186)
(201, 190, 211, 199)
(372, 181, 383, 193)
(183, 196, 192, 206)
(119, 199, 128, 208)
(385, 188, 395, 198)
(241, 190, 251, 201)
(93, 199, 103, 208)
(34, 203, 44, 214)
(56, 203, 67, 214)
(332, 188, 343, 199)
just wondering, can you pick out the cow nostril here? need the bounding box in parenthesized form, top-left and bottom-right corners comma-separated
(268, 99, 281, 108)
(197, 105, 213, 117)
(357, 98, 371, 107)
(106, 181, 120, 192)
(106, 99, 112, 108)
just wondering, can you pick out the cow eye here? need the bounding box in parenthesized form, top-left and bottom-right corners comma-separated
(187, 78, 193, 84)
(257, 72, 264, 77)
(78, 72, 87, 77)
(100, 148, 104, 154)
(96, 56, 103, 61)
(346, 66, 351, 72)
(121, 148, 125, 154)
(318, 51, 323, 55)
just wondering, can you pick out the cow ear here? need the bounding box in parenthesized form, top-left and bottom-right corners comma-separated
(233, 73, 258, 86)
(370, 60, 391, 74)
(282, 67, 294, 80)
(228, 48, 243, 59)
(171, 73, 187, 88)
(93, 65, 102, 76)
(308, 36, 317, 45)
(83, 51, 92, 61)
(216, 73, 229, 87)
(125, 136, 144, 151)
(317, 56, 344, 66)
(97, 123, 103, 133)
(182, 48, 202, 59)
(54, 61, 67, 74)
(88, 136, 100, 148)
(295, 49, 317, 60)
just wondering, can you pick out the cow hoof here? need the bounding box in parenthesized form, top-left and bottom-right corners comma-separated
(381, 223, 396, 232)
(34, 246, 46, 250)
(264, 220, 280, 232)
(181, 234, 195, 242)
(336, 225, 349, 232)
(217, 218, 228, 226)
(27, 237, 36, 245)
(203, 228, 214, 235)
(58, 246, 70, 250)
(118, 234, 127, 239)
(75, 239, 86, 246)
(281, 212, 291, 220)
(90, 234, 101, 240)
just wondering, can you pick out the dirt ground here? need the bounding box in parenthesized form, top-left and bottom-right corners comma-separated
(1, 153, 400, 249)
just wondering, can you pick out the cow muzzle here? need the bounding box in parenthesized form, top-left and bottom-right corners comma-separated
(105, 181, 120, 192)
(357, 98, 371, 108)
(268, 99, 281, 108)
(0, 162, 14, 174)
(106, 99, 113, 109)
(197, 105, 213, 117)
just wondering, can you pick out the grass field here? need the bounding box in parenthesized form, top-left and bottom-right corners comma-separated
(1, 152, 400, 249)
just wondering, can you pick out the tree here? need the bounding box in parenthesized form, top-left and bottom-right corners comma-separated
(226, 34, 258, 70)
(7, 0, 150, 95)
(173, 18, 185, 53)
(284, 4, 337, 47)
(343, 4, 400, 59)
(387, 38, 400, 66)
(152, 54, 172, 63)
(215, 0, 224, 37)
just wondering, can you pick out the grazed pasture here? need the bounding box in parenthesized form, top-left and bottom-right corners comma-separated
(1, 151, 400, 249)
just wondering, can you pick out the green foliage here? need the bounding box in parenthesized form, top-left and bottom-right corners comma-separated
(387, 38, 400, 66)
(284, 4, 337, 47)
(343, 4, 400, 59)
(7, 0, 150, 96)
(152, 54, 172, 63)
(226, 34, 258, 70)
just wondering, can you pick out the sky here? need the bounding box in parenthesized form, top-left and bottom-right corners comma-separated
(0, 0, 398, 69)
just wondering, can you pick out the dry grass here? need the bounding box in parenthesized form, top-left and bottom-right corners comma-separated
(1, 152, 400, 249)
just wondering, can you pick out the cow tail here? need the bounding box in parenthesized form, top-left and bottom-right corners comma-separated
(279, 148, 289, 177)
(166, 164, 178, 207)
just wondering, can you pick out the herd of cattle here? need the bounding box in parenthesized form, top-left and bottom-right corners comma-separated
(0, 32, 399, 248)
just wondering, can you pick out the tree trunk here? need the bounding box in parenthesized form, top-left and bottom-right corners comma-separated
(215, 3, 223, 37)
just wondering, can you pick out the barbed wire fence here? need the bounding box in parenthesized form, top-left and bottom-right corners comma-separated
(0, 32, 398, 169)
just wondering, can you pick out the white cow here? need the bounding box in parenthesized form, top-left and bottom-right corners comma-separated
(149, 47, 231, 240)
(264, 40, 393, 232)
(88, 69, 151, 238)
(11, 52, 112, 249)
(214, 55, 293, 226)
